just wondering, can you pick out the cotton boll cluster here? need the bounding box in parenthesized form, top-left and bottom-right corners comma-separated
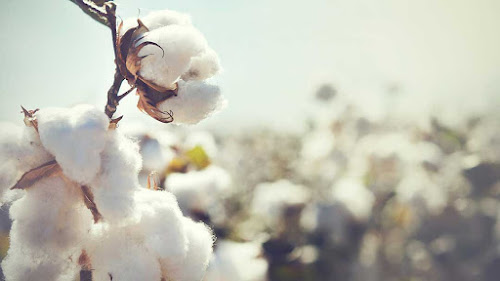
(1, 105, 215, 281)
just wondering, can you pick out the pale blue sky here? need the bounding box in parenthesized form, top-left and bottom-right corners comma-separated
(1, 0, 499, 131)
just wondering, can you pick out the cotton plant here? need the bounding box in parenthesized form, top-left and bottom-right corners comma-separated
(0, 1, 225, 280)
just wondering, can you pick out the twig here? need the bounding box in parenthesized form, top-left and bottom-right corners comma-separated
(104, 69, 125, 119)
(102, 2, 128, 119)
(81, 185, 103, 223)
(68, 0, 109, 27)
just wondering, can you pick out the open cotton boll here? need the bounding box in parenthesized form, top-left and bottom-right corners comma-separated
(91, 132, 143, 223)
(163, 218, 214, 281)
(158, 80, 226, 125)
(331, 178, 374, 221)
(166, 165, 232, 212)
(205, 240, 268, 281)
(137, 25, 207, 89)
(251, 180, 310, 225)
(37, 105, 108, 185)
(182, 48, 221, 81)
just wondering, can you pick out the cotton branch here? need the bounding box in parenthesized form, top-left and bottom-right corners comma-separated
(67, 0, 128, 119)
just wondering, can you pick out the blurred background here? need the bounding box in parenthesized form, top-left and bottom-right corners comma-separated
(1, 0, 500, 280)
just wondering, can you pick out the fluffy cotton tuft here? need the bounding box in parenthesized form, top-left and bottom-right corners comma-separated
(163, 218, 214, 281)
(182, 48, 221, 81)
(37, 104, 109, 184)
(120, 9, 192, 36)
(137, 25, 208, 89)
(90, 132, 143, 223)
(158, 80, 226, 125)
(2, 176, 92, 281)
(0, 122, 52, 202)
(88, 226, 162, 281)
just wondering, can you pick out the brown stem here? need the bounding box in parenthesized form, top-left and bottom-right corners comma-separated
(104, 69, 125, 119)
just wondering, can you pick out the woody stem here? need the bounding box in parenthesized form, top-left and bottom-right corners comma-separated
(103, 2, 127, 119)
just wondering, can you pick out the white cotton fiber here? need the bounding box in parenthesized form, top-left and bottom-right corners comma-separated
(165, 218, 214, 281)
(158, 80, 226, 125)
(0, 123, 52, 202)
(133, 189, 188, 261)
(89, 228, 162, 281)
(91, 132, 142, 223)
(2, 176, 91, 281)
(137, 25, 207, 89)
(2, 246, 79, 281)
(37, 105, 108, 185)
(119, 9, 191, 36)
(141, 9, 192, 30)
(182, 48, 221, 81)
(8, 176, 91, 254)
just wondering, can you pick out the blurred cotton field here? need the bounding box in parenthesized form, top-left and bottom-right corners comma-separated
(1, 0, 500, 281)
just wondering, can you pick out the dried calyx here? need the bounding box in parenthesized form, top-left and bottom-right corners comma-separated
(117, 20, 178, 123)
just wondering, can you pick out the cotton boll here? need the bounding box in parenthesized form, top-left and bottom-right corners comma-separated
(91, 132, 143, 223)
(166, 165, 232, 212)
(158, 80, 226, 125)
(164, 218, 214, 281)
(182, 48, 221, 81)
(37, 105, 108, 184)
(137, 25, 207, 89)
(205, 240, 268, 281)
(331, 178, 374, 221)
